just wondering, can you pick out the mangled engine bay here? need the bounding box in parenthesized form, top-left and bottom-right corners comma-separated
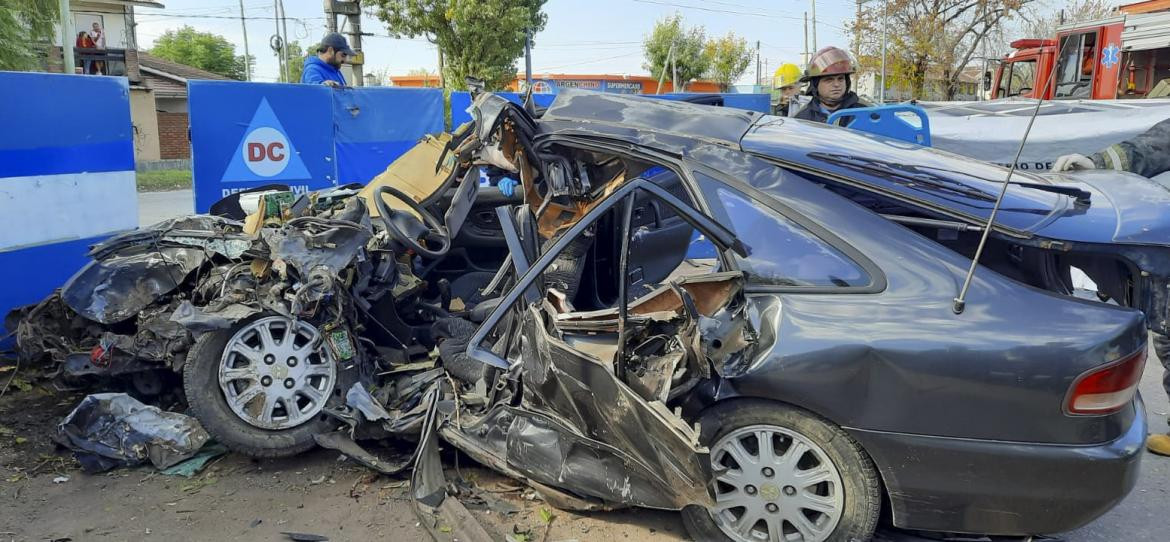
(8, 94, 760, 518)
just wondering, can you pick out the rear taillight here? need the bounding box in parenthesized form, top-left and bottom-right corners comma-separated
(1065, 347, 1147, 415)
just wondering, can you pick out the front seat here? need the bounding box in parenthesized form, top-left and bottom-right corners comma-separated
(466, 204, 542, 323)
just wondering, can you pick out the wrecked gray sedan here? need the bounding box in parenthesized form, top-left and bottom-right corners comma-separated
(10, 90, 1159, 542)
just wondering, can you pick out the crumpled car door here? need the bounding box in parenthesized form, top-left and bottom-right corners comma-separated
(467, 177, 749, 510)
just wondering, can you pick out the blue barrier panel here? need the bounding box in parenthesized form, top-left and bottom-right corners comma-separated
(0, 72, 137, 334)
(450, 91, 557, 128)
(190, 81, 336, 212)
(333, 87, 444, 185)
(721, 93, 771, 113)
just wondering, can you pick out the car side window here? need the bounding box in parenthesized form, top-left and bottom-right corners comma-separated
(695, 174, 869, 288)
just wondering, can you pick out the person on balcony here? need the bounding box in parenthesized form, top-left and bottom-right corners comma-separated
(75, 32, 98, 74)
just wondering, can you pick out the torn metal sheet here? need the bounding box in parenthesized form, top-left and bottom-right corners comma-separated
(513, 306, 714, 509)
(169, 300, 261, 333)
(260, 198, 373, 277)
(61, 248, 206, 324)
(313, 431, 412, 475)
(346, 382, 392, 422)
(161, 235, 252, 259)
(54, 393, 210, 473)
(410, 387, 494, 542)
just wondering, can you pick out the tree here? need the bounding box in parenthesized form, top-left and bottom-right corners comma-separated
(643, 14, 708, 91)
(704, 32, 753, 91)
(852, 0, 1032, 100)
(369, 0, 548, 91)
(279, 41, 305, 83)
(1014, 0, 1116, 41)
(150, 26, 251, 80)
(0, 0, 59, 71)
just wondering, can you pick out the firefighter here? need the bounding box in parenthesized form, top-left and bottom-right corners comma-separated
(1053, 117, 1170, 178)
(794, 46, 869, 124)
(1054, 117, 1170, 457)
(772, 63, 803, 116)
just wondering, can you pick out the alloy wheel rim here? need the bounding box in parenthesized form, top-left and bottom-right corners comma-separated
(708, 424, 845, 542)
(218, 317, 336, 430)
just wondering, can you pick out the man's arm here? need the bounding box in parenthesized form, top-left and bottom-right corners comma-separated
(301, 66, 326, 85)
(1090, 117, 1170, 177)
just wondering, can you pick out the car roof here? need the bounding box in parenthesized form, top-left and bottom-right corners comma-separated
(541, 89, 761, 144)
(741, 116, 1069, 233)
(528, 90, 1069, 234)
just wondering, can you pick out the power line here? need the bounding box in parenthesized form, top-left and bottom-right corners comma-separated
(629, 0, 849, 31)
(135, 13, 326, 21)
(534, 51, 643, 72)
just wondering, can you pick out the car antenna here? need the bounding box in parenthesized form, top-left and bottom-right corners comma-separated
(952, 36, 1074, 315)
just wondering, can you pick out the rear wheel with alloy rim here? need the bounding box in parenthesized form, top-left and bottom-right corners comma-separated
(682, 400, 881, 542)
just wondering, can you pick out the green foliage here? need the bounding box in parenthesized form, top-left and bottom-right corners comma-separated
(280, 41, 305, 83)
(0, 0, 59, 71)
(150, 26, 251, 80)
(852, 0, 1032, 99)
(643, 13, 708, 91)
(704, 31, 753, 91)
(370, 0, 548, 91)
(136, 169, 192, 192)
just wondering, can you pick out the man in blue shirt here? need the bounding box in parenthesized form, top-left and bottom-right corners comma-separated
(301, 32, 353, 87)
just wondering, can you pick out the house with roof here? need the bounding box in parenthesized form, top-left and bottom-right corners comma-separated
(43, 1, 228, 162)
(138, 53, 230, 159)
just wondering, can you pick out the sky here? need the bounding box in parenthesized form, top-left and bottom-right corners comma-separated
(132, 0, 856, 85)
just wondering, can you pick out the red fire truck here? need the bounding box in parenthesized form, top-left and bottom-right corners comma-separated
(989, 1, 1170, 100)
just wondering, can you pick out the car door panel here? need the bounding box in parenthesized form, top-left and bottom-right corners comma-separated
(466, 177, 754, 509)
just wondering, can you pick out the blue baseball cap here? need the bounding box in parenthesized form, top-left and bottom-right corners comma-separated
(320, 32, 355, 56)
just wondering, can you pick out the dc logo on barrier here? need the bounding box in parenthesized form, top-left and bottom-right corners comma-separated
(221, 98, 311, 182)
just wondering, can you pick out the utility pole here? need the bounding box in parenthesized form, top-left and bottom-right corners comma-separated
(756, 40, 761, 87)
(272, 0, 285, 82)
(656, 41, 675, 94)
(279, 0, 290, 83)
(524, 30, 533, 91)
(855, 0, 863, 61)
(811, 0, 817, 52)
(324, 0, 364, 85)
(671, 49, 678, 91)
(880, 12, 887, 103)
(803, 12, 809, 66)
(58, 0, 74, 73)
(238, 0, 252, 81)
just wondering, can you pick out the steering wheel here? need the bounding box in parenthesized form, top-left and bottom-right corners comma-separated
(375, 186, 451, 259)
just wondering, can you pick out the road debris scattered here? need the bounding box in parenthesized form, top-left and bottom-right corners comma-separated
(54, 393, 209, 473)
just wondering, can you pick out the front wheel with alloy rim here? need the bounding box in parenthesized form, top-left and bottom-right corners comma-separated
(183, 316, 340, 458)
(682, 400, 882, 542)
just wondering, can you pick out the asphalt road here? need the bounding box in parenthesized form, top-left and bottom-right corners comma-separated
(137, 188, 1170, 539)
(138, 189, 195, 227)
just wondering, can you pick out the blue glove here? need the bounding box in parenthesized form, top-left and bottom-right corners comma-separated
(497, 177, 519, 198)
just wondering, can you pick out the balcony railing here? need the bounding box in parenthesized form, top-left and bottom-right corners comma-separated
(74, 47, 127, 77)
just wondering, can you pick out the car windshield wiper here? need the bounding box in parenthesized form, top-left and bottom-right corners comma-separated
(1005, 180, 1091, 204)
(913, 164, 1092, 204)
(810, 153, 997, 202)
